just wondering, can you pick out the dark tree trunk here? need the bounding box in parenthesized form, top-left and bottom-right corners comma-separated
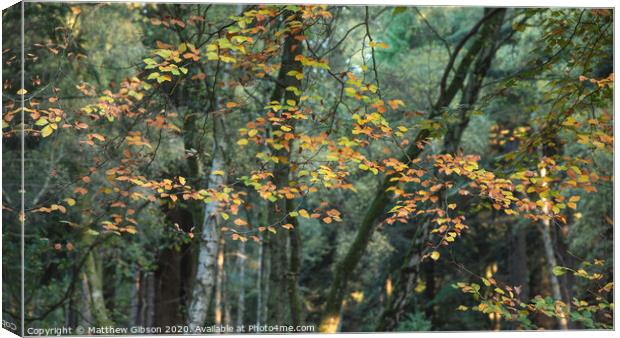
(265, 10, 304, 326)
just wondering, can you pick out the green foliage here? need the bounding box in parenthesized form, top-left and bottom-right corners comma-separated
(396, 312, 432, 332)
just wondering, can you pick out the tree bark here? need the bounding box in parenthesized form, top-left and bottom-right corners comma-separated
(214, 237, 226, 326)
(286, 199, 302, 326)
(83, 251, 113, 327)
(538, 220, 568, 329)
(129, 266, 141, 328)
(236, 240, 246, 328)
(255, 233, 264, 327)
(187, 114, 227, 330)
(265, 11, 304, 326)
(79, 230, 114, 327)
(80, 273, 93, 327)
(538, 155, 568, 330)
(145, 272, 156, 327)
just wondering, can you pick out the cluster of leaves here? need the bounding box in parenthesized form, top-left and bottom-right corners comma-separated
(455, 259, 613, 329)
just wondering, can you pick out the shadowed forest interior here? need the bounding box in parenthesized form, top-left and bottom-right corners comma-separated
(1, 2, 614, 334)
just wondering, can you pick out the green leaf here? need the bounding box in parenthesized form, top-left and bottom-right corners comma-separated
(552, 266, 567, 276)
(35, 118, 49, 126)
(155, 49, 172, 59)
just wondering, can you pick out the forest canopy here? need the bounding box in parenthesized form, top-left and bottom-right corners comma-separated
(1, 2, 614, 334)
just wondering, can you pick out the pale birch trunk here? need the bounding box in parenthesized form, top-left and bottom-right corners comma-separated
(236, 241, 246, 328)
(255, 234, 264, 327)
(214, 237, 225, 326)
(187, 113, 227, 330)
(539, 167, 568, 330)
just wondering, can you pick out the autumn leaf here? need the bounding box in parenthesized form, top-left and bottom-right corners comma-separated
(41, 125, 54, 137)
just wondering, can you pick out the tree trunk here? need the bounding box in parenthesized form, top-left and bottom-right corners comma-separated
(538, 165, 569, 330)
(262, 239, 270, 326)
(154, 247, 184, 326)
(214, 237, 225, 326)
(256, 233, 264, 327)
(145, 272, 155, 327)
(80, 273, 93, 327)
(129, 266, 141, 328)
(538, 221, 568, 329)
(236, 240, 246, 328)
(286, 199, 302, 326)
(83, 250, 113, 326)
(187, 113, 228, 329)
(265, 11, 304, 326)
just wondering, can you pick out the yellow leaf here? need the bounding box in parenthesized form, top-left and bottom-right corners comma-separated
(237, 138, 248, 145)
(64, 198, 76, 206)
(430, 251, 440, 261)
(248, 129, 258, 137)
(213, 170, 225, 176)
(41, 124, 54, 137)
(282, 223, 294, 230)
(179, 176, 186, 185)
(35, 118, 49, 126)
(17, 88, 27, 95)
(298, 209, 310, 218)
